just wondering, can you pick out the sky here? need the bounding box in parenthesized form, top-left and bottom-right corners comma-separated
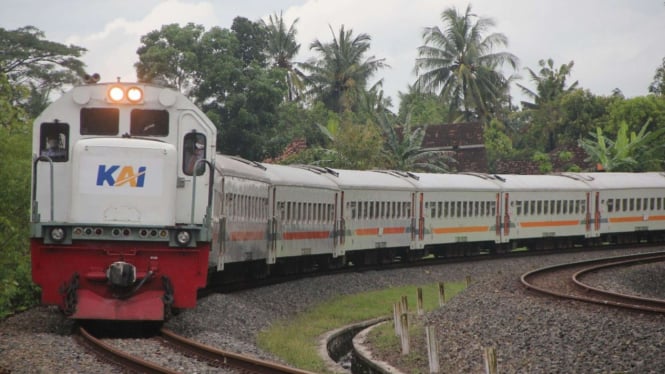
(2, 0, 664, 109)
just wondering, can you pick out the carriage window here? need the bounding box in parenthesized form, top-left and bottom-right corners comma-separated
(130, 109, 169, 136)
(183, 132, 206, 176)
(607, 199, 614, 213)
(81, 108, 119, 135)
(40, 122, 69, 162)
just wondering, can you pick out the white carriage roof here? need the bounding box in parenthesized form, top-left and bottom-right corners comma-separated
(411, 173, 503, 191)
(262, 163, 340, 190)
(317, 168, 419, 190)
(215, 155, 272, 183)
(570, 172, 665, 190)
(496, 174, 591, 191)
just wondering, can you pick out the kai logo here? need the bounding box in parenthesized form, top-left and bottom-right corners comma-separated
(96, 165, 147, 187)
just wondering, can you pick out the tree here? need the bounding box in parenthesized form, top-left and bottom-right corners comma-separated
(301, 25, 387, 113)
(262, 11, 305, 102)
(649, 57, 665, 96)
(578, 121, 665, 171)
(135, 23, 205, 95)
(376, 110, 455, 172)
(517, 58, 578, 109)
(136, 22, 287, 160)
(414, 5, 518, 122)
(397, 85, 450, 126)
(0, 26, 86, 117)
(0, 72, 39, 317)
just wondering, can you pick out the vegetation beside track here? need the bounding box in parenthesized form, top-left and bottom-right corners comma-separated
(257, 281, 466, 373)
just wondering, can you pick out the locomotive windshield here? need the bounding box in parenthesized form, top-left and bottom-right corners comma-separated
(80, 108, 119, 135)
(130, 109, 169, 136)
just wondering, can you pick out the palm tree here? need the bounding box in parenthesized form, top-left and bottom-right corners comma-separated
(376, 110, 455, 172)
(414, 5, 518, 122)
(261, 11, 304, 102)
(517, 58, 578, 109)
(301, 25, 387, 113)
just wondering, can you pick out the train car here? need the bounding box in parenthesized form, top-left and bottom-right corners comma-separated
(574, 172, 665, 244)
(210, 155, 272, 277)
(411, 172, 504, 256)
(30, 81, 216, 320)
(304, 168, 422, 265)
(496, 174, 592, 250)
(263, 163, 340, 272)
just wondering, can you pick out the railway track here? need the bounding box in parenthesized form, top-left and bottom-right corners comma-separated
(77, 326, 315, 374)
(520, 251, 665, 313)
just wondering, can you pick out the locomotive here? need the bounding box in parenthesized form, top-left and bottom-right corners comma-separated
(30, 80, 665, 321)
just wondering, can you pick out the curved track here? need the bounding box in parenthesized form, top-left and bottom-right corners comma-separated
(521, 251, 665, 313)
(77, 326, 315, 374)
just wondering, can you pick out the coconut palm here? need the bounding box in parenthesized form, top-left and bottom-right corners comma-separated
(414, 5, 518, 122)
(261, 11, 304, 101)
(301, 25, 387, 113)
(517, 58, 578, 109)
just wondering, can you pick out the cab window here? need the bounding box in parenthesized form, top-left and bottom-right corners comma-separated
(80, 108, 119, 135)
(39, 122, 69, 162)
(130, 109, 169, 136)
(183, 132, 206, 176)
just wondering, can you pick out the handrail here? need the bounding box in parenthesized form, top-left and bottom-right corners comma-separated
(32, 156, 54, 222)
(190, 159, 215, 225)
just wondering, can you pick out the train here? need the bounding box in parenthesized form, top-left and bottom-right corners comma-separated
(30, 80, 665, 321)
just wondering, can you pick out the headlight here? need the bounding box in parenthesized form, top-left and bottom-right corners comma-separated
(127, 86, 143, 103)
(176, 230, 191, 246)
(108, 86, 124, 102)
(50, 227, 65, 242)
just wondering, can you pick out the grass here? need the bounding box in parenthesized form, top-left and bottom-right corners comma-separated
(257, 281, 466, 373)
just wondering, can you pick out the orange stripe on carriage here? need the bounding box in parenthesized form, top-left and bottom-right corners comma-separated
(282, 231, 331, 240)
(355, 228, 379, 236)
(432, 226, 490, 234)
(519, 220, 580, 228)
(229, 231, 265, 241)
(354, 227, 407, 236)
(383, 227, 406, 234)
(609, 215, 665, 223)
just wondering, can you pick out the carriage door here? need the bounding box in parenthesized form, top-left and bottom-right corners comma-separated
(176, 110, 215, 224)
(268, 186, 277, 265)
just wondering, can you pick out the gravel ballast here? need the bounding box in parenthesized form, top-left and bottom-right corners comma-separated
(2, 247, 664, 373)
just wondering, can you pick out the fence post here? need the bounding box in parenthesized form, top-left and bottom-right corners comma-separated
(426, 325, 440, 373)
(400, 312, 410, 355)
(393, 302, 402, 337)
(438, 282, 445, 307)
(484, 347, 497, 374)
(417, 287, 424, 316)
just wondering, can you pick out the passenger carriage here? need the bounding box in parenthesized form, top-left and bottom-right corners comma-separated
(264, 164, 340, 272)
(211, 155, 272, 276)
(574, 172, 665, 244)
(496, 174, 592, 250)
(411, 173, 504, 256)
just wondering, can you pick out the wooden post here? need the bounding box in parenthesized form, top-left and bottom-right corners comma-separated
(426, 325, 440, 373)
(393, 302, 402, 337)
(417, 287, 424, 316)
(401, 295, 409, 313)
(484, 347, 497, 374)
(400, 312, 410, 355)
(466, 275, 472, 287)
(438, 282, 445, 307)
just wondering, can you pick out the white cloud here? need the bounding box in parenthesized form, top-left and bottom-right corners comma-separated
(66, 0, 218, 83)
